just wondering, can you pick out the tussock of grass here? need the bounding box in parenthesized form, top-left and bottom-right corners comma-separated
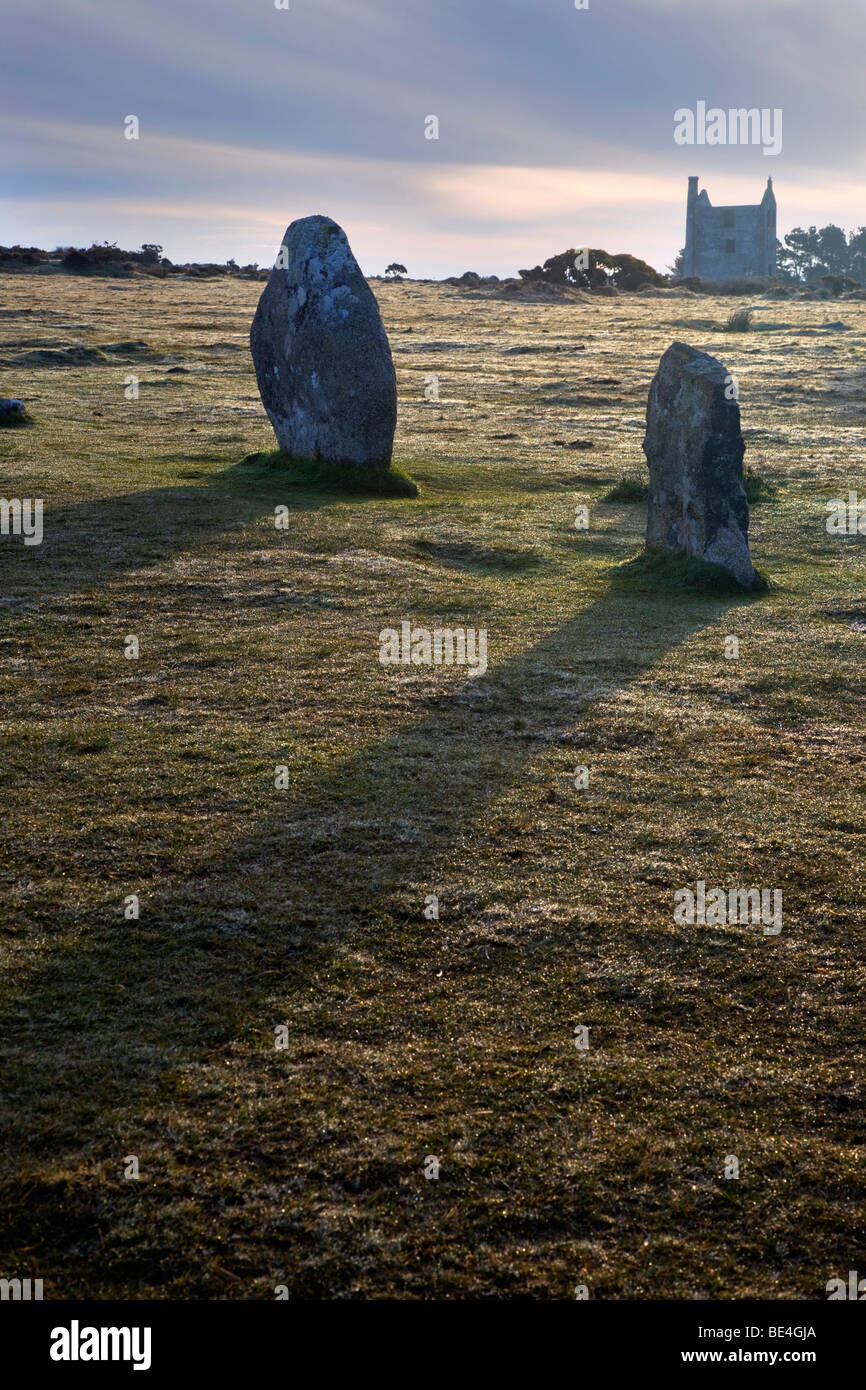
(724, 306, 755, 332)
(744, 467, 777, 504)
(237, 449, 419, 497)
(603, 471, 649, 503)
(612, 548, 771, 594)
(604, 469, 770, 508)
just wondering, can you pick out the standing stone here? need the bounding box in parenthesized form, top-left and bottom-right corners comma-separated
(250, 215, 397, 469)
(642, 341, 755, 585)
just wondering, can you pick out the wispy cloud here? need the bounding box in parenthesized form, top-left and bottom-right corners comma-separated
(2, 0, 865, 273)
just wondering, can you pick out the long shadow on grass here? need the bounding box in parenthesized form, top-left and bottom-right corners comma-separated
(0, 462, 405, 600)
(0, 578, 757, 1289)
(1, 583, 744, 1092)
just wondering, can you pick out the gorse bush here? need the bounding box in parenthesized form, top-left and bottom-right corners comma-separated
(518, 247, 666, 291)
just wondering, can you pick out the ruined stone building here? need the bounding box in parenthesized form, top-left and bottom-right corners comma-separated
(683, 176, 777, 280)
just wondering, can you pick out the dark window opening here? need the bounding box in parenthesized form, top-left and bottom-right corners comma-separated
(725, 239, 736, 254)
(722, 210, 735, 228)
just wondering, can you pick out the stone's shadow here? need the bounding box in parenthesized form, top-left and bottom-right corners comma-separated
(191, 587, 742, 896)
(0, 581, 746, 1193)
(0, 463, 401, 599)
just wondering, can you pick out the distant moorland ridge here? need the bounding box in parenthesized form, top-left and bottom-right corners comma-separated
(3, 236, 866, 299)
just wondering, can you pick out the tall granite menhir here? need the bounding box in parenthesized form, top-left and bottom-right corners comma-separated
(643, 341, 756, 587)
(251, 215, 397, 469)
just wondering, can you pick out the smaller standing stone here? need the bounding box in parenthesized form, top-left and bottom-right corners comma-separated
(0, 398, 28, 423)
(643, 341, 755, 585)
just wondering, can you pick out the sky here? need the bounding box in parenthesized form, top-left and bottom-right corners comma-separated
(2, 0, 865, 278)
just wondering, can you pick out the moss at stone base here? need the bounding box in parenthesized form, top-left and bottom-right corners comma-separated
(237, 450, 418, 497)
(611, 548, 772, 595)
